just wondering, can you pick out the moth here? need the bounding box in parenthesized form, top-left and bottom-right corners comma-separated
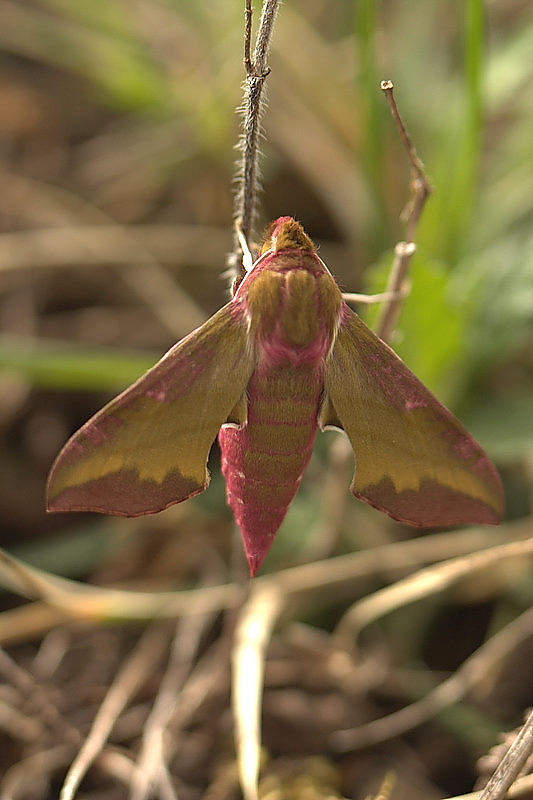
(47, 217, 504, 575)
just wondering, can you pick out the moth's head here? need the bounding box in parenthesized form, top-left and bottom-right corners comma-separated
(231, 217, 318, 299)
(260, 217, 316, 255)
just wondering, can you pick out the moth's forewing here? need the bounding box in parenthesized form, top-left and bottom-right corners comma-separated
(322, 306, 504, 526)
(47, 306, 254, 516)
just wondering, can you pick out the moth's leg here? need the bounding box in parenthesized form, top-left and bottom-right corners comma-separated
(234, 217, 254, 273)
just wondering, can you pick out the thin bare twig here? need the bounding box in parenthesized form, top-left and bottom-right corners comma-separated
(0, 646, 81, 749)
(333, 604, 533, 751)
(131, 604, 218, 800)
(479, 710, 533, 800)
(59, 625, 169, 800)
(333, 536, 533, 652)
(451, 773, 533, 800)
(231, 0, 281, 275)
(244, 0, 253, 75)
(375, 80, 433, 342)
(381, 80, 432, 238)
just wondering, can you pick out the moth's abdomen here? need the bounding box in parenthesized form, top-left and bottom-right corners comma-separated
(218, 365, 322, 575)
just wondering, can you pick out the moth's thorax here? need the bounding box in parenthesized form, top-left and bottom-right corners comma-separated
(238, 249, 343, 368)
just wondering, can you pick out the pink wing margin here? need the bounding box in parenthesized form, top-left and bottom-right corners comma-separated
(322, 307, 504, 526)
(47, 305, 254, 516)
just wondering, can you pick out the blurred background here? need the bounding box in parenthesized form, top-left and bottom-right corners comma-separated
(0, 1, 532, 798)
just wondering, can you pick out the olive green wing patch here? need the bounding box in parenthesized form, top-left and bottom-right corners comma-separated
(47, 305, 254, 516)
(322, 309, 504, 526)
